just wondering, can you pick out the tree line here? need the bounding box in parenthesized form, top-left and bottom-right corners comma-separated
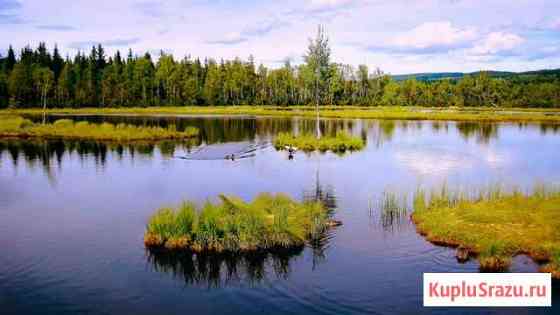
(0, 41, 559, 109)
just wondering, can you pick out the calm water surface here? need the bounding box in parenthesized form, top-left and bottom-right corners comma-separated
(1, 115, 559, 315)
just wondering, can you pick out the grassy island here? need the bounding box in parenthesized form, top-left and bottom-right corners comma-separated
(274, 131, 364, 152)
(144, 193, 336, 253)
(0, 116, 199, 141)
(411, 186, 560, 277)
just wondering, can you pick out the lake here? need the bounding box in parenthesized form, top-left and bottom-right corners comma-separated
(1, 114, 559, 314)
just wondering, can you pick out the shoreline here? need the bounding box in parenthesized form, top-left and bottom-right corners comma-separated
(3, 106, 560, 123)
(0, 116, 200, 142)
(409, 186, 560, 278)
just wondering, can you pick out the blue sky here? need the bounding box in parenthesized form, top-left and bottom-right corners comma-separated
(1, 0, 559, 74)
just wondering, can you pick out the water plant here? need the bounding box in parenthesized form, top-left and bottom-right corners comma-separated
(274, 131, 364, 153)
(411, 184, 560, 277)
(144, 193, 337, 253)
(376, 191, 409, 232)
(0, 115, 199, 141)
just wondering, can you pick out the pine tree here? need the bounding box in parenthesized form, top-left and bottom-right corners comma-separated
(57, 62, 75, 107)
(203, 59, 220, 105)
(8, 63, 33, 107)
(5, 45, 16, 73)
(35, 42, 52, 68)
(0, 72, 8, 108)
(52, 44, 64, 80)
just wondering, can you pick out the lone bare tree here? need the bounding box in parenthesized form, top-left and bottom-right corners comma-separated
(33, 67, 54, 124)
(304, 25, 332, 139)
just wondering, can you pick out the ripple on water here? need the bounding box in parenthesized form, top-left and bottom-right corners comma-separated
(250, 279, 381, 315)
(178, 141, 269, 160)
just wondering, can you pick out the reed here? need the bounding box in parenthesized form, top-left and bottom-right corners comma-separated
(274, 131, 364, 152)
(411, 184, 560, 277)
(0, 115, 199, 141)
(377, 191, 409, 232)
(144, 193, 336, 253)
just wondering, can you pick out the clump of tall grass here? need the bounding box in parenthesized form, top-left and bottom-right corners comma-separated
(376, 191, 409, 231)
(274, 131, 364, 153)
(411, 184, 560, 276)
(0, 115, 199, 141)
(144, 193, 335, 253)
(478, 241, 512, 272)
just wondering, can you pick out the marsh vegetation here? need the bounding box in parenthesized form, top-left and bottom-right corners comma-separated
(274, 131, 364, 152)
(0, 115, 199, 141)
(410, 185, 560, 277)
(8, 106, 560, 123)
(375, 191, 409, 233)
(144, 193, 336, 253)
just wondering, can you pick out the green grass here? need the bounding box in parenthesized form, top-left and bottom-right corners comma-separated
(274, 131, 364, 152)
(410, 184, 560, 277)
(4, 105, 560, 122)
(375, 191, 409, 232)
(0, 115, 199, 141)
(144, 193, 335, 253)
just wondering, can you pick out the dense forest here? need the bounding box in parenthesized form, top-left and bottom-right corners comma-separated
(0, 41, 559, 109)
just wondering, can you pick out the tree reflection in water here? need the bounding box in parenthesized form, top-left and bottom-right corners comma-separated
(456, 122, 499, 144)
(0, 138, 199, 169)
(146, 246, 306, 288)
(302, 165, 338, 269)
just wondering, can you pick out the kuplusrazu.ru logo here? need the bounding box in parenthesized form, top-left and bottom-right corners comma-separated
(423, 273, 551, 307)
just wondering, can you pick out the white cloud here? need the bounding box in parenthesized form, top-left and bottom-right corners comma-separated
(1, 0, 558, 74)
(308, 0, 356, 10)
(549, 18, 560, 30)
(394, 149, 473, 176)
(206, 32, 247, 45)
(470, 32, 524, 56)
(287, 0, 363, 19)
(206, 18, 289, 45)
(364, 21, 478, 54)
(392, 21, 477, 50)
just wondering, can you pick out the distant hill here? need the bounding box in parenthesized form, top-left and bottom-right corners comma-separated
(391, 69, 560, 81)
(392, 72, 464, 81)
